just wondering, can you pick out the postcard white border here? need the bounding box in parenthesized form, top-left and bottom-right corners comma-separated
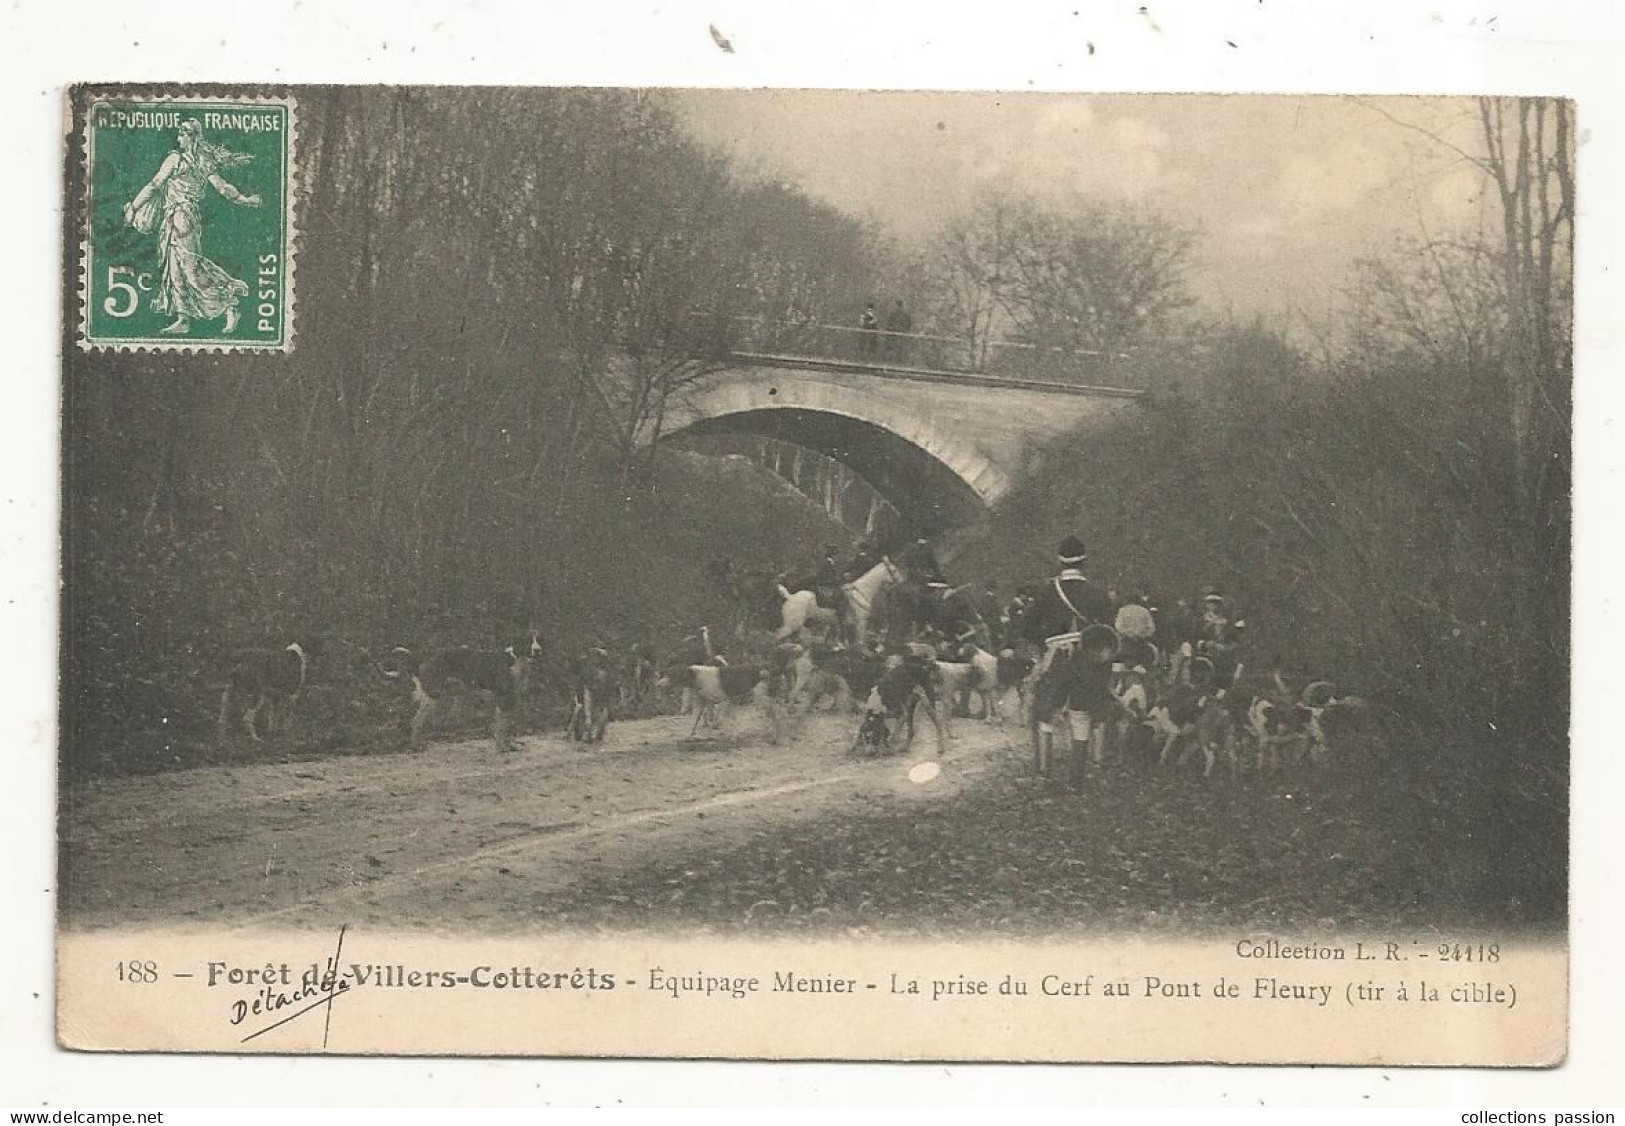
(7, 0, 1622, 1108)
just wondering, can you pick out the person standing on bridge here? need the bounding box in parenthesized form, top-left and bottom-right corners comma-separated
(859, 301, 879, 360)
(884, 299, 913, 362)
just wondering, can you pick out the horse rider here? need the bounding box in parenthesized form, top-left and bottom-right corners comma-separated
(876, 536, 947, 644)
(813, 544, 840, 587)
(842, 535, 880, 583)
(899, 537, 946, 586)
(1020, 535, 1117, 789)
(812, 543, 846, 617)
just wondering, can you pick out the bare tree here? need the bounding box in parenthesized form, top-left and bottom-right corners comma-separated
(917, 187, 1198, 379)
(1349, 234, 1508, 382)
(920, 190, 1019, 369)
(1356, 97, 1573, 562)
(1000, 192, 1197, 359)
(1478, 97, 1573, 560)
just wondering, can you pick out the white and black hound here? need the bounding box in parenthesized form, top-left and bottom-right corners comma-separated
(657, 662, 785, 740)
(380, 632, 538, 752)
(219, 642, 308, 746)
(852, 654, 948, 757)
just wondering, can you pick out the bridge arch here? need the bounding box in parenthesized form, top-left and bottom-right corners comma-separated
(662, 374, 1012, 531)
(634, 355, 1141, 532)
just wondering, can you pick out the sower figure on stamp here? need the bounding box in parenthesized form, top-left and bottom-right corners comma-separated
(123, 118, 261, 335)
(1021, 535, 1118, 790)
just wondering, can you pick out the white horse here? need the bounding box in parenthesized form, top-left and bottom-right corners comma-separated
(776, 556, 904, 643)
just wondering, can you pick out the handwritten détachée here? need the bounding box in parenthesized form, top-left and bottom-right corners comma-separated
(230, 971, 350, 1027)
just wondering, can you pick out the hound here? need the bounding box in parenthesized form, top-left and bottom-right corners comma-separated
(1152, 686, 1240, 778)
(1184, 695, 1241, 777)
(851, 654, 947, 758)
(219, 642, 308, 746)
(832, 645, 887, 713)
(797, 665, 849, 713)
(568, 647, 619, 744)
(618, 643, 657, 710)
(932, 658, 974, 731)
(380, 634, 535, 752)
(1246, 695, 1318, 769)
(657, 663, 778, 738)
(939, 631, 1006, 722)
(789, 642, 849, 712)
(996, 648, 1036, 724)
(1297, 680, 1367, 764)
(1109, 659, 1157, 763)
(672, 627, 726, 715)
(771, 641, 806, 702)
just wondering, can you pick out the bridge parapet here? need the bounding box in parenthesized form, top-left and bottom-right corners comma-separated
(678, 314, 1143, 394)
(727, 349, 1144, 400)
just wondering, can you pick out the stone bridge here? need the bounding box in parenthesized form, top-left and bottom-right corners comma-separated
(647, 350, 1143, 531)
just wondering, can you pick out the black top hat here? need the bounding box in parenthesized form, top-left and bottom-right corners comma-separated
(1057, 535, 1087, 564)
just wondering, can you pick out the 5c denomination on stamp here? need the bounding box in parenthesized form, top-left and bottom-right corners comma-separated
(78, 92, 297, 352)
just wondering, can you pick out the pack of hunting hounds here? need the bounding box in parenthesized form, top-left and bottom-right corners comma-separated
(216, 535, 1365, 784)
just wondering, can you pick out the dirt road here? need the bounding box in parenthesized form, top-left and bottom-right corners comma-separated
(60, 706, 1023, 932)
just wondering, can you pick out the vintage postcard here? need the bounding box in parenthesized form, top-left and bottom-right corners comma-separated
(57, 84, 1571, 1064)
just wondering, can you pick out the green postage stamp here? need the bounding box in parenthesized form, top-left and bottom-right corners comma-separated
(77, 93, 297, 352)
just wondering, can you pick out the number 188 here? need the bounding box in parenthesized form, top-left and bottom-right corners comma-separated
(117, 959, 158, 983)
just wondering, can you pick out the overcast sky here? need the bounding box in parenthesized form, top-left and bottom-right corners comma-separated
(673, 92, 1496, 332)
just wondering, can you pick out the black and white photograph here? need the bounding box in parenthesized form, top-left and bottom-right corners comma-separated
(54, 82, 1572, 1064)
